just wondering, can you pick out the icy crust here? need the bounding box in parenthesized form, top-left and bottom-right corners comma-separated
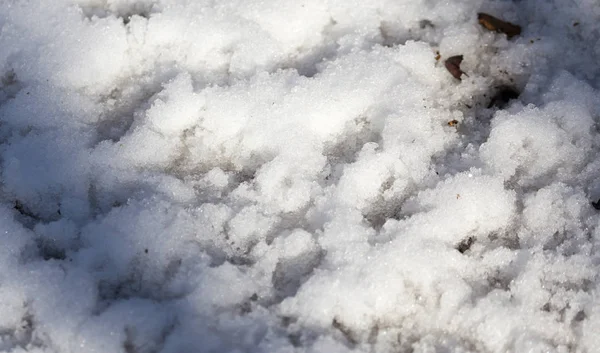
(1, 0, 600, 352)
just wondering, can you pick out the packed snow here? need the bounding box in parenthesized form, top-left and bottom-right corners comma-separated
(1, 0, 600, 352)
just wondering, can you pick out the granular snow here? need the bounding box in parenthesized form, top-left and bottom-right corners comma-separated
(0, 0, 600, 352)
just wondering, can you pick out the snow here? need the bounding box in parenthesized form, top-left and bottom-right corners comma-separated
(1, 0, 600, 352)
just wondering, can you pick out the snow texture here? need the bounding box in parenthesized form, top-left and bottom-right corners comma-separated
(1, 0, 600, 352)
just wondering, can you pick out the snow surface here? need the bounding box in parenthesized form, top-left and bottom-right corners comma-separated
(1, 0, 600, 352)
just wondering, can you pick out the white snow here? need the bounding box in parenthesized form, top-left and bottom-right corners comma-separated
(1, 0, 600, 352)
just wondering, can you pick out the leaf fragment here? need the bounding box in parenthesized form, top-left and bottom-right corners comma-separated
(478, 13, 521, 39)
(444, 55, 465, 80)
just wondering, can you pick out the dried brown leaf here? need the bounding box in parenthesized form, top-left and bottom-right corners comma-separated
(444, 55, 465, 80)
(478, 13, 521, 39)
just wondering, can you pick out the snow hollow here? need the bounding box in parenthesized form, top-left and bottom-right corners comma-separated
(1, 0, 600, 352)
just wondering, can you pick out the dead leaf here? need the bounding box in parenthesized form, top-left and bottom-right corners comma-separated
(445, 55, 466, 80)
(478, 13, 521, 39)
